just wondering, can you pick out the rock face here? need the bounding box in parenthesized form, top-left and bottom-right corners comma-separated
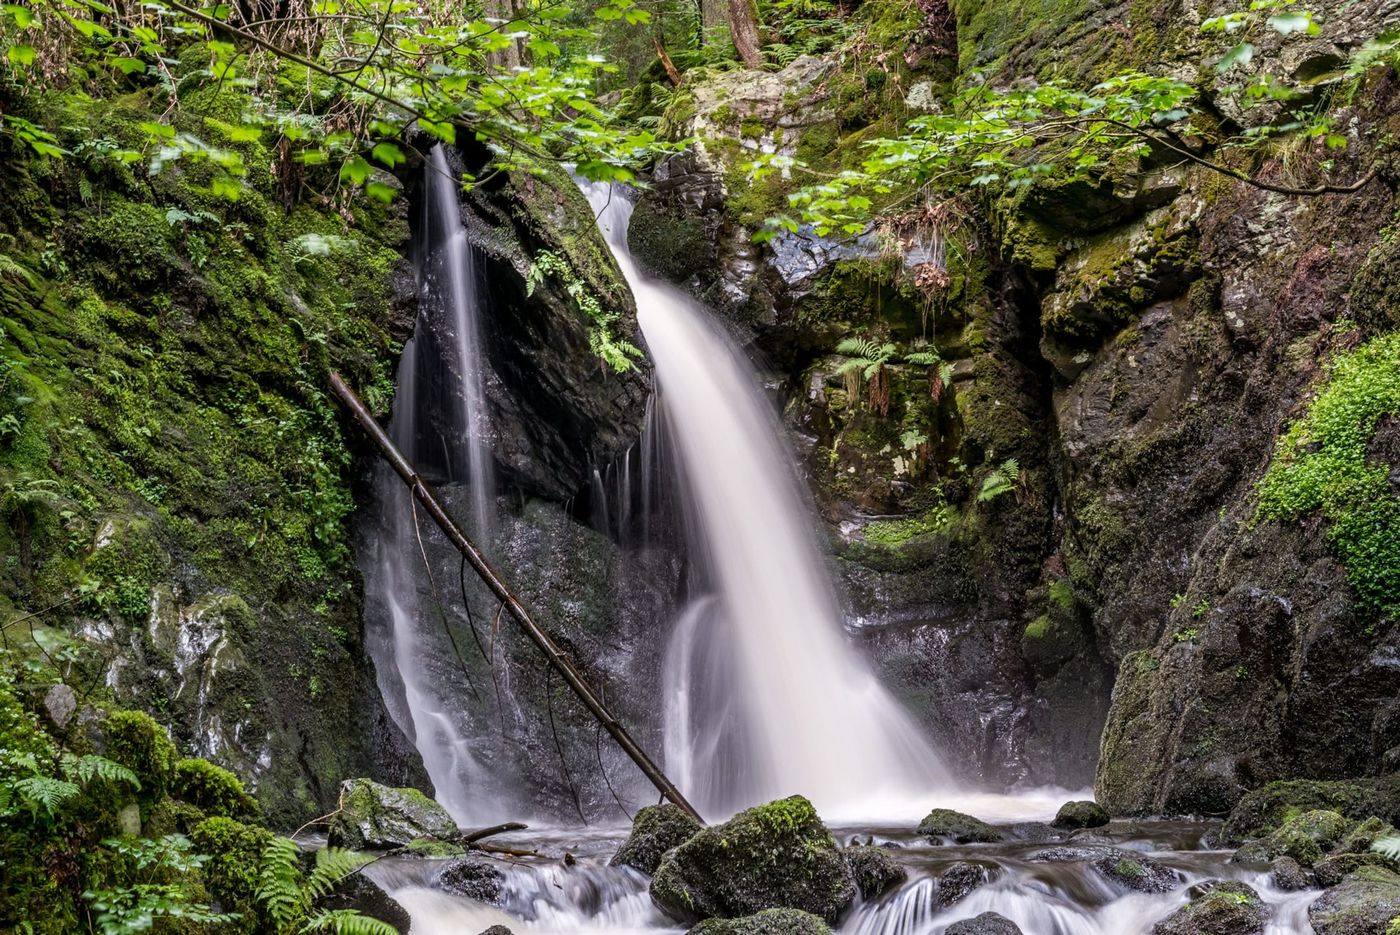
(688, 908, 833, 934)
(327, 778, 458, 850)
(1052, 801, 1110, 830)
(945, 912, 1024, 935)
(918, 809, 1003, 843)
(1151, 880, 1270, 935)
(611, 804, 704, 875)
(649, 796, 857, 924)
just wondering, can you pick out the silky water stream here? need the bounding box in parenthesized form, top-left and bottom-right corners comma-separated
(362, 176, 1321, 933)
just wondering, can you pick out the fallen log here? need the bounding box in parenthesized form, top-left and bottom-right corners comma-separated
(460, 821, 528, 844)
(328, 371, 703, 825)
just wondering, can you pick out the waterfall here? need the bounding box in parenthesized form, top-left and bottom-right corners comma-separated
(578, 180, 954, 820)
(363, 146, 497, 825)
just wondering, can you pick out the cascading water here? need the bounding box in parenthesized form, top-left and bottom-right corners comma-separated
(362, 145, 497, 825)
(577, 180, 953, 820)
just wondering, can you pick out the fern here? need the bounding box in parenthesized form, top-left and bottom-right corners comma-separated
(0, 253, 38, 287)
(66, 753, 142, 791)
(977, 458, 1021, 503)
(300, 909, 399, 935)
(1374, 835, 1400, 860)
(834, 338, 895, 381)
(13, 776, 81, 816)
(903, 350, 940, 366)
(257, 837, 304, 926)
(304, 847, 374, 902)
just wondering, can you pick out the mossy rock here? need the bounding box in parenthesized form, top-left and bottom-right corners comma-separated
(843, 846, 906, 900)
(1307, 867, 1400, 935)
(190, 816, 274, 927)
(937, 861, 998, 908)
(1315, 852, 1400, 888)
(143, 799, 206, 837)
(1238, 810, 1357, 868)
(917, 808, 1003, 843)
(328, 778, 458, 850)
(1029, 845, 1180, 893)
(1221, 777, 1400, 845)
(649, 796, 857, 924)
(403, 837, 466, 858)
(611, 803, 703, 874)
(1151, 880, 1269, 935)
(688, 908, 832, 934)
(103, 710, 178, 800)
(1052, 800, 1110, 830)
(171, 758, 258, 819)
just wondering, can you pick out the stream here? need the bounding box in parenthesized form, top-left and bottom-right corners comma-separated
(361, 811, 1318, 934)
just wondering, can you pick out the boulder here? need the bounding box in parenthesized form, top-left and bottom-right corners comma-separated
(917, 809, 1003, 844)
(1269, 856, 1313, 891)
(937, 862, 999, 908)
(649, 796, 857, 924)
(1150, 880, 1269, 935)
(1314, 853, 1400, 888)
(478, 927, 513, 935)
(1003, 822, 1062, 843)
(1221, 777, 1400, 845)
(945, 912, 1024, 935)
(843, 846, 906, 901)
(611, 804, 703, 875)
(688, 908, 832, 934)
(1308, 866, 1400, 935)
(439, 857, 506, 904)
(318, 872, 413, 933)
(327, 778, 458, 850)
(43, 684, 77, 730)
(1233, 810, 1356, 868)
(1052, 801, 1110, 830)
(1336, 817, 1399, 856)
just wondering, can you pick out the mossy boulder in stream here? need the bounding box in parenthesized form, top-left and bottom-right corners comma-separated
(688, 908, 833, 934)
(1232, 810, 1357, 867)
(327, 778, 458, 850)
(611, 803, 703, 874)
(1151, 880, 1270, 935)
(1052, 800, 1110, 829)
(1308, 866, 1400, 935)
(945, 913, 1024, 935)
(1221, 777, 1400, 845)
(649, 796, 857, 924)
(918, 808, 1003, 843)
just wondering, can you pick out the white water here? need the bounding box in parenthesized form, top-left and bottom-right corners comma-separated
(578, 180, 954, 821)
(364, 146, 497, 825)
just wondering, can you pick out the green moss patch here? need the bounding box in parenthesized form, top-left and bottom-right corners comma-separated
(1257, 332, 1400, 615)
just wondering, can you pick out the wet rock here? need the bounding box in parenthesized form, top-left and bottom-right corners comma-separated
(1221, 777, 1400, 845)
(1233, 810, 1356, 868)
(917, 808, 1003, 844)
(688, 908, 832, 934)
(1308, 866, 1400, 935)
(439, 857, 506, 904)
(1269, 856, 1313, 891)
(1314, 853, 1400, 889)
(945, 912, 1024, 935)
(937, 862, 999, 908)
(1336, 817, 1399, 856)
(649, 796, 857, 924)
(1151, 880, 1269, 935)
(117, 802, 142, 836)
(478, 927, 513, 935)
(320, 872, 413, 933)
(1052, 801, 1110, 830)
(843, 846, 906, 901)
(327, 778, 458, 850)
(43, 684, 77, 729)
(1030, 845, 1181, 893)
(611, 804, 703, 875)
(1004, 822, 1063, 843)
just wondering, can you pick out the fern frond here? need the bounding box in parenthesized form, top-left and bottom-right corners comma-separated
(299, 909, 399, 935)
(13, 776, 80, 816)
(1001, 457, 1020, 481)
(833, 358, 869, 377)
(304, 848, 374, 903)
(1374, 835, 1400, 860)
(257, 837, 305, 925)
(69, 754, 142, 791)
(835, 337, 882, 359)
(904, 351, 940, 366)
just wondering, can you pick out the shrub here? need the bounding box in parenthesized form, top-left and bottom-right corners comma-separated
(171, 758, 258, 818)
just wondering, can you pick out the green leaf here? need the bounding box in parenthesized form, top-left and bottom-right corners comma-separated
(6, 43, 35, 66)
(138, 121, 176, 139)
(1267, 11, 1314, 35)
(339, 155, 372, 186)
(1216, 41, 1255, 72)
(370, 141, 403, 168)
(109, 56, 147, 74)
(211, 174, 242, 200)
(4, 4, 35, 28)
(365, 181, 395, 203)
(419, 120, 455, 144)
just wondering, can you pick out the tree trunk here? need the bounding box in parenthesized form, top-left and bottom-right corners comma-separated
(726, 0, 763, 68)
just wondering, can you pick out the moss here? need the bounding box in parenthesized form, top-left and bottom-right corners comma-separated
(143, 799, 207, 837)
(190, 816, 273, 927)
(171, 758, 258, 819)
(1257, 333, 1400, 615)
(862, 504, 956, 547)
(104, 709, 178, 800)
(402, 837, 466, 858)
